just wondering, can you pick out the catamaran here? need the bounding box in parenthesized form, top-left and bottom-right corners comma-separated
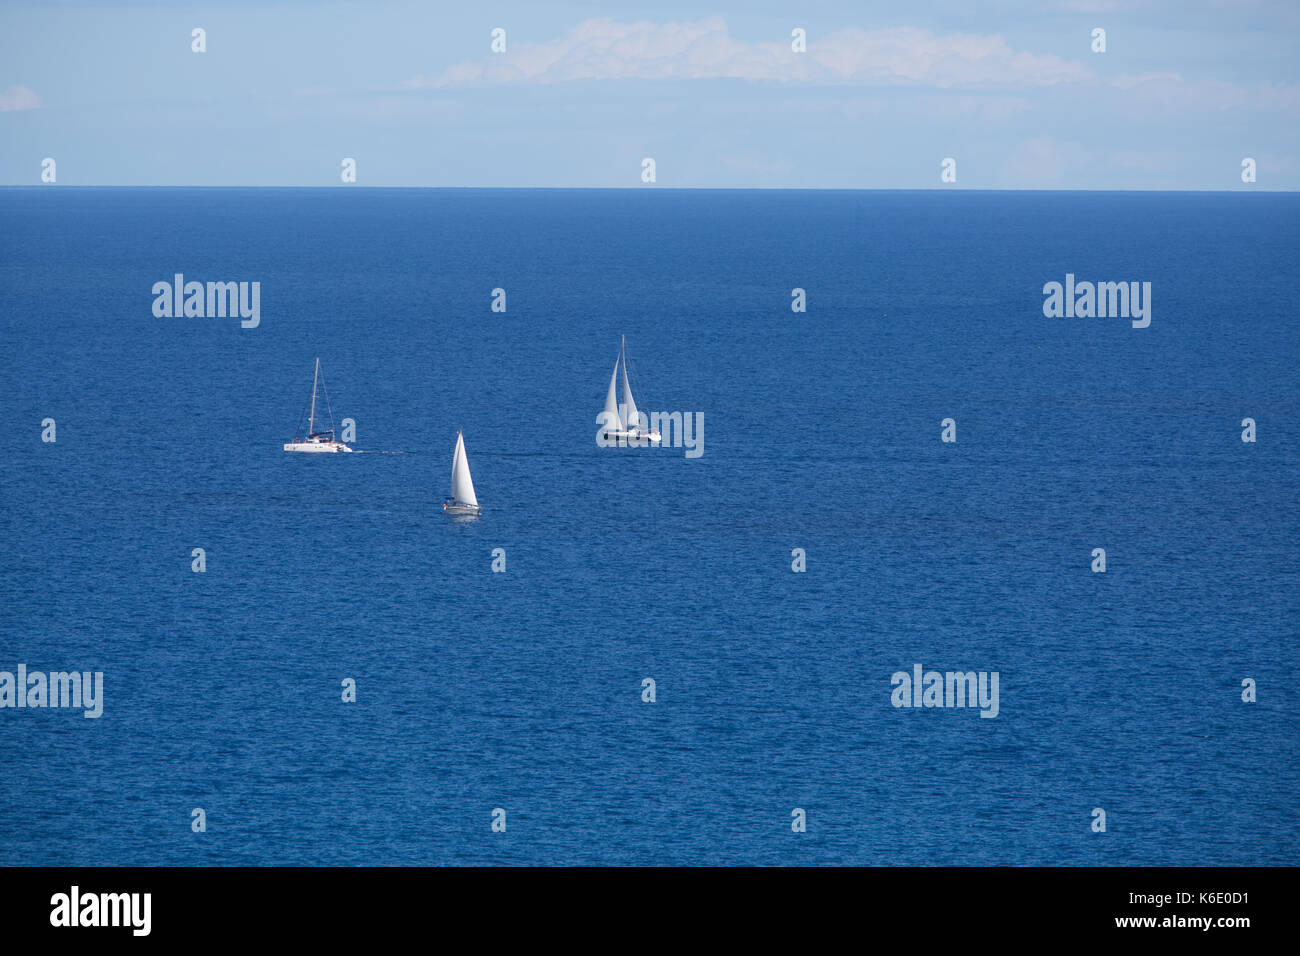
(600, 336, 661, 445)
(283, 357, 353, 453)
(443, 430, 481, 516)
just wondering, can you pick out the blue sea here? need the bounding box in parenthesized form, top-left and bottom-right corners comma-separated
(0, 187, 1296, 866)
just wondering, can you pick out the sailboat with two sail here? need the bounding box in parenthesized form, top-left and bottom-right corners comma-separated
(600, 336, 661, 445)
(443, 430, 481, 516)
(284, 357, 353, 453)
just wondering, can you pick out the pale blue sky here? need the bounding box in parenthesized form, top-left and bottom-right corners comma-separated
(1, 0, 1297, 188)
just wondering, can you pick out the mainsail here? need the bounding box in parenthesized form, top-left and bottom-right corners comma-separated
(604, 358, 624, 432)
(449, 432, 478, 507)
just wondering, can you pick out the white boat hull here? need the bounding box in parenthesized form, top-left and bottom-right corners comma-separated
(605, 429, 662, 445)
(283, 440, 352, 453)
(443, 502, 481, 516)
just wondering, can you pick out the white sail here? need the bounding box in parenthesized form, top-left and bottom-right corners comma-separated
(603, 357, 624, 432)
(449, 432, 478, 507)
(619, 337, 641, 431)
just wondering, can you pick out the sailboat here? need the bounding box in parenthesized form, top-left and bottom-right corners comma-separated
(600, 336, 661, 445)
(283, 357, 353, 453)
(443, 431, 481, 516)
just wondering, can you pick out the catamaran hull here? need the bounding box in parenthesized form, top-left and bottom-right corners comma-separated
(604, 430, 662, 446)
(283, 441, 353, 453)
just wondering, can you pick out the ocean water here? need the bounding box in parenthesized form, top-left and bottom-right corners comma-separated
(0, 187, 1296, 866)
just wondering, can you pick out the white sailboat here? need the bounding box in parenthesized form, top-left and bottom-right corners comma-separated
(600, 335, 661, 445)
(283, 357, 352, 453)
(443, 430, 481, 516)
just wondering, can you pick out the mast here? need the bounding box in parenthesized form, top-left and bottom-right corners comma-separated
(619, 336, 640, 432)
(308, 357, 320, 436)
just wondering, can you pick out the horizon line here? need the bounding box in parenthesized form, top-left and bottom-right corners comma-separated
(1, 185, 1294, 193)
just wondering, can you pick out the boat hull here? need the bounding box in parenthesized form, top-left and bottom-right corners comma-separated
(443, 502, 481, 516)
(603, 430, 662, 446)
(283, 441, 353, 453)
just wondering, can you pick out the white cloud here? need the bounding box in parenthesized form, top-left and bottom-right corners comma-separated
(408, 18, 1093, 90)
(1106, 73, 1300, 114)
(1110, 71, 1184, 89)
(0, 85, 41, 111)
